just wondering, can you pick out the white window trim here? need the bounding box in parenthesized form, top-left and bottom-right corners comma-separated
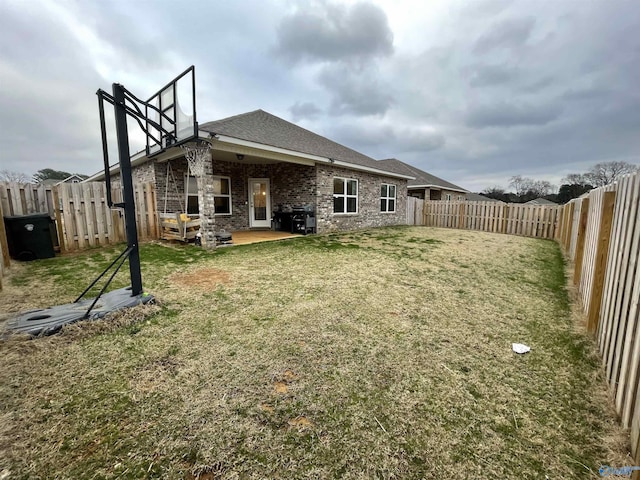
(213, 175, 232, 216)
(381, 183, 396, 213)
(445, 193, 452, 201)
(333, 177, 358, 215)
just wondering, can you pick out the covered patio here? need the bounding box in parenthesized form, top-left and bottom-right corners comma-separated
(226, 230, 300, 246)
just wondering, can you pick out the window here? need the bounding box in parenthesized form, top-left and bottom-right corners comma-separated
(333, 177, 358, 214)
(213, 176, 232, 215)
(185, 175, 232, 215)
(185, 175, 198, 214)
(445, 193, 452, 201)
(457, 195, 465, 201)
(380, 183, 396, 212)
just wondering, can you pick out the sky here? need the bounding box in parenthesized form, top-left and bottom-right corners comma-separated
(1, 0, 639, 192)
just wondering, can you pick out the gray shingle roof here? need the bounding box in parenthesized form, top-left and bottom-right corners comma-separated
(377, 158, 468, 193)
(525, 197, 558, 205)
(200, 110, 393, 173)
(466, 192, 504, 203)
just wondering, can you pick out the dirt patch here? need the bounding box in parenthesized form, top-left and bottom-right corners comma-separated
(170, 268, 230, 290)
(288, 416, 312, 429)
(273, 382, 288, 394)
(282, 369, 298, 382)
(260, 403, 274, 413)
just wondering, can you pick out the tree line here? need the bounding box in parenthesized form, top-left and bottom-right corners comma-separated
(481, 161, 639, 204)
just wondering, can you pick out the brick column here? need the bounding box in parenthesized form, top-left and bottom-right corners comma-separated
(198, 158, 216, 248)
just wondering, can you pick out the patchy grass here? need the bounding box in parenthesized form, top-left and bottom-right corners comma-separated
(0, 227, 631, 479)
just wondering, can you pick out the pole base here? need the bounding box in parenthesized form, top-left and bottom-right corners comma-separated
(3, 287, 154, 337)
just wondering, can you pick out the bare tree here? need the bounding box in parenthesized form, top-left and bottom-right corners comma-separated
(561, 173, 591, 186)
(482, 185, 505, 196)
(586, 161, 639, 187)
(482, 185, 509, 202)
(0, 169, 31, 183)
(533, 180, 555, 196)
(508, 175, 531, 196)
(509, 175, 556, 201)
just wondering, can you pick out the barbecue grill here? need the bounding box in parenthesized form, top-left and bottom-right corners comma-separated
(291, 205, 316, 235)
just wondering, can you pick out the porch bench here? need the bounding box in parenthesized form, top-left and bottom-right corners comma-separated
(160, 213, 201, 242)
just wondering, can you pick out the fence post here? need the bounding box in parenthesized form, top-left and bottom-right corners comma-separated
(0, 199, 9, 290)
(557, 204, 565, 241)
(587, 191, 616, 334)
(562, 202, 573, 251)
(423, 201, 428, 226)
(51, 186, 66, 253)
(0, 199, 10, 269)
(562, 203, 570, 244)
(572, 198, 590, 286)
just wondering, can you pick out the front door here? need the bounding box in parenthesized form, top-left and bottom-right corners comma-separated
(249, 178, 271, 228)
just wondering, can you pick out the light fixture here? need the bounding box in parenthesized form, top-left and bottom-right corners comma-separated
(236, 154, 245, 161)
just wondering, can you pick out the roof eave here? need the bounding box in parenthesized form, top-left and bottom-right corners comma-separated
(210, 133, 415, 180)
(409, 184, 468, 193)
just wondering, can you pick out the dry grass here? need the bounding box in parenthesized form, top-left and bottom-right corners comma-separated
(0, 226, 632, 479)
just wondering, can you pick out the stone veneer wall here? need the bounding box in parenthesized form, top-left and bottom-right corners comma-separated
(315, 164, 408, 233)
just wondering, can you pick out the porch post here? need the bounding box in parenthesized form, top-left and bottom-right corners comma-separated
(198, 158, 216, 248)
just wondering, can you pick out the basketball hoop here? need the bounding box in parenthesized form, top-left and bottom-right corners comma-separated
(182, 142, 211, 177)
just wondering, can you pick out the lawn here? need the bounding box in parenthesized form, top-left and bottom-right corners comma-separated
(0, 226, 631, 479)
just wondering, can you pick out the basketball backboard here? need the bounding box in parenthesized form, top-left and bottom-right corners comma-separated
(145, 66, 198, 156)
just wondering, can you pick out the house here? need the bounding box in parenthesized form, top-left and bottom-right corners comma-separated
(88, 110, 413, 243)
(465, 192, 505, 203)
(376, 158, 468, 201)
(525, 197, 557, 206)
(39, 174, 86, 186)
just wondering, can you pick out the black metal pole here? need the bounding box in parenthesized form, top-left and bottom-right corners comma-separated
(97, 92, 113, 208)
(113, 83, 143, 296)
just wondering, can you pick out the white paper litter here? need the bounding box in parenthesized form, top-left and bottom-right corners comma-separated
(512, 343, 531, 354)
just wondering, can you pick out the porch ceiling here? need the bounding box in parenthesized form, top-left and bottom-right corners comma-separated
(210, 148, 280, 165)
(211, 140, 316, 166)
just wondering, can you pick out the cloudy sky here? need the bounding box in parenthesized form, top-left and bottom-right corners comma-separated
(1, 0, 639, 191)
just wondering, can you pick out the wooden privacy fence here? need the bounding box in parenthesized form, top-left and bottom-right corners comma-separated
(406, 196, 425, 225)
(423, 200, 561, 239)
(0, 181, 158, 254)
(0, 182, 56, 218)
(557, 170, 640, 471)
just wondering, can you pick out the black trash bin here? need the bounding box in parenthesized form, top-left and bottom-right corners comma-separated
(4, 213, 56, 261)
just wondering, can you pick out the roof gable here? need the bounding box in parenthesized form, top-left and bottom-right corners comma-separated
(200, 110, 388, 172)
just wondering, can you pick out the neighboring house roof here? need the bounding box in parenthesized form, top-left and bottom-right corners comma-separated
(55, 174, 85, 185)
(39, 179, 59, 186)
(201, 110, 398, 174)
(376, 158, 468, 193)
(38, 174, 85, 186)
(525, 197, 557, 205)
(466, 192, 505, 203)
